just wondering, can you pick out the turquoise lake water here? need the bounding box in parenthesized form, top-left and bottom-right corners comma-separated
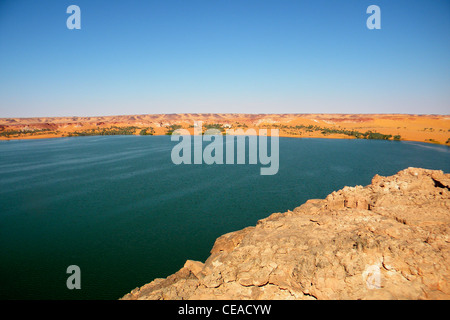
(0, 136, 449, 299)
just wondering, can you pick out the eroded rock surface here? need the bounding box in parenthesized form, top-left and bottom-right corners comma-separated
(121, 168, 450, 300)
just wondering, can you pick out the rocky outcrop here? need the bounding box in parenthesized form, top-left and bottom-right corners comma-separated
(121, 168, 450, 300)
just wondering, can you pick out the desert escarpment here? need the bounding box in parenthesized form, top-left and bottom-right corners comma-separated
(121, 168, 450, 300)
(1, 113, 449, 145)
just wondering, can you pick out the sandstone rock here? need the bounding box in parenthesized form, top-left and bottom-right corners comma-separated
(121, 168, 450, 300)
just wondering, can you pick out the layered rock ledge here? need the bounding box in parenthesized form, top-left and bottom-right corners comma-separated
(121, 168, 450, 300)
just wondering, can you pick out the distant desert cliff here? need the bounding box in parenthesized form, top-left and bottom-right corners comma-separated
(121, 168, 450, 300)
(1, 113, 449, 145)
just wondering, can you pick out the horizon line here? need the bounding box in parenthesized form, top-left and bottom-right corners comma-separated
(2, 112, 450, 120)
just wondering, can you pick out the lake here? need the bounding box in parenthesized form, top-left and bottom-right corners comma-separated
(0, 136, 449, 299)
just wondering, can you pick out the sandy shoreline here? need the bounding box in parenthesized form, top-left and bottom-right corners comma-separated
(1, 113, 449, 145)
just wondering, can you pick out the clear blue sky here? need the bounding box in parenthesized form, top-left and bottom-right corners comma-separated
(0, 0, 449, 117)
